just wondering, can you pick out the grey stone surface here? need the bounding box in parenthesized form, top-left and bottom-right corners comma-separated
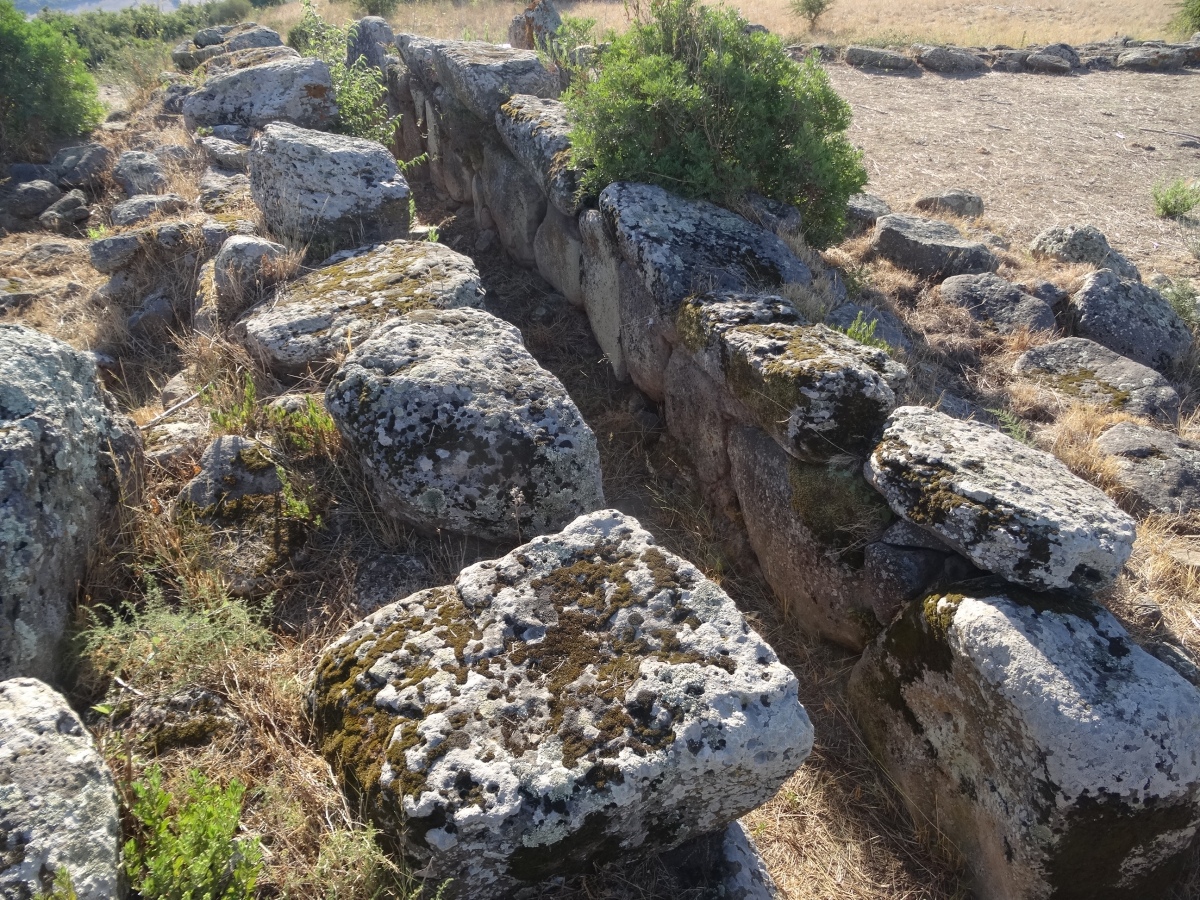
(347, 16, 394, 75)
(249, 123, 409, 253)
(479, 140, 546, 266)
(846, 192, 891, 231)
(495, 94, 581, 216)
(1013, 337, 1181, 421)
(213, 234, 288, 324)
(872, 213, 998, 278)
(201, 44, 299, 77)
(36, 190, 89, 232)
(0, 678, 122, 899)
(197, 136, 248, 172)
(1069, 270, 1193, 372)
(198, 167, 250, 213)
(113, 151, 168, 196)
(844, 46, 914, 69)
(177, 434, 282, 510)
(579, 208, 627, 378)
(9, 181, 62, 219)
(182, 57, 337, 130)
(172, 22, 283, 71)
(866, 405, 1136, 592)
(534, 205, 583, 306)
(50, 143, 113, 191)
(110, 193, 187, 227)
(326, 307, 603, 542)
(1117, 47, 1185, 70)
(507, 0, 562, 50)
(1025, 51, 1072, 73)
(89, 232, 143, 274)
(1029, 223, 1139, 280)
(913, 188, 983, 218)
(939, 272, 1056, 333)
(430, 39, 560, 122)
(849, 582, 1200, 900)
(312, 509, 812, 899)
(0, 326, 140, 681)
(915, 45, 986, 72)
(1095, 422, 1200, 515)
(825, 301, 912, 350)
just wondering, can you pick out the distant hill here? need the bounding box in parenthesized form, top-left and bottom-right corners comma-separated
(17, 0, 190, 17)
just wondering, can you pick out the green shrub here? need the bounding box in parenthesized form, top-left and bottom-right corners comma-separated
(0, 0, 101, 160)
(836, 310, 892, 351)
(1162, 277, 1198, 328)
(1179, 0, 1200, 34)
(1152, 177, 1200, 218)
(566, 0, 866, 247)
(791, 0, 834, 30)
(352, 0, 400, 17)
(124, 766, 263, 900)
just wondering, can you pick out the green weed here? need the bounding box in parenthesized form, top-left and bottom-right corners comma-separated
(1151, 177, 1200, 219)
(837, 310, 892, 352)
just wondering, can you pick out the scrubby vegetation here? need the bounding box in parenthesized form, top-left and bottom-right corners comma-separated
(1180, 0, 1200, 34)
(566, 0, 866, 247)
(1152, 176, 1200, 218)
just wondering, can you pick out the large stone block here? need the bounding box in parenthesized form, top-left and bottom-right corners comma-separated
(872, 213, 998, 279)
(534, 204, 583, 306)
(182, 57, 336, 130)
(479, 141, 546, 266)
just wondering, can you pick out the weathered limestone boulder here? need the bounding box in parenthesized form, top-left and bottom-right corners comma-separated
(478, 140, 546, 265)
(50, 143, 113, 191)
(0, 678, 122, 899)
(1069, 270, 1193, 373)
(913, 188, 983, 218)
(110, 193, 187, 227)
(200, 44, 300, 75)
(182, 57, 336, 130)
(213, 234, 289, 323)
(326, 308, 603, 542)
(866, 406, 1136, 592)
(915, 45, 986, 72)
(1029, 223, 1139, 280)
(1012, 336, 1181, 422)
(844, 46, 914, 69)
(346, 16, 394, 75)
(198, 167, 251, 213)
(88, 221, 204, 276)
(0, 327, 140, 681)
(846, 192, 891, 231)
(240, 239, 482, 377)
(495, 94, 582, 216)
(312, 509, 812, 898)
(197, 136, 248, 172)
(36, 190, 89, 233)
(1117, 46, 1186, 71)
(1024, 50, 1072, 72)
(1095, 422, 1200, 515)
(430, 40, 560, 122)
(534, 205, 583, 306)
(939, 272, 1056, 333)
(872, 214, 998, 278)
(249, 123, 409, 253)
(10, 180, 62, 219)
(849, 581, 1200, 900)
(172, 22, 283, 72)
(507, 0, 562, 50)
(113, 151, 168, 196)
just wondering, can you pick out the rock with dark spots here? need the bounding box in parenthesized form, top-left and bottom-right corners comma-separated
(182, 57, 336, 130)
(178, 434, 282, 510)
(110, 193, 188, 226)
(210, 124, 253, 143)
(144, 419, 210, 469)
(872, 214, 998, 278)
(479, 139, 546, 265)
(1012, 337, 1181, 421)
(240, 239, 482, 377)
(825, 301, 912, 350)
(10, 180, 62, 219)
(844, 46, 914, 69)
(326, 307, 603, 542)
(198, 167, 250, 213)
(849, 582, 1200, 900)
(495, 94, 582, 216)
(114, 151, 168, 196)
(0, 678, 122, 899)
(1117, 47, 1186, 70)
(1, 326, 141, 681)
(846, 192, 891, 231)
(172, 22, 283, 71)
(346, 16, 394, 75)
(1094, 422, 1200, 515)
(1038, 42, 1081, 66)
(865, 406, 1136, 592)
(89, 232, 143, 274)
(913, 188, 983, 218)
(1069, 270, 1193, 372)
(1028, 223, 1139, 280)
(312, 509, 812, 898)
(1024, 51, 1072, 73)
(197, 136, 249, 172)
(507, 0, 562, 50)
(915, 45, 986, 73)
(939, 272, 1056, 333)
(50, 143, 113, 191)
(430, 39, 560, 122)
(213, 234, 289, 323)
(36, 190, 89, 232)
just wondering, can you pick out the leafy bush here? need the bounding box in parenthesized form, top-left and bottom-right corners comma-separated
(836, 310, 892, 351)
(124, 766, 263, 900)
(1179, 0, 1200, 34)
(566, 0, 866, 247)
(1152, 177, 1200, 218)
(0, 0, 101, 160)
(791, 0, 834, 30)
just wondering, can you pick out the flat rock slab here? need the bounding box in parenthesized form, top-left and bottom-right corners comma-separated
(849, 582, 1200, 900)
(0, 678, 122, 900)
(312, 509, 811, 898)
(1028, 223, 1139, 280)
(872, 213, 997, 279)
(110, 193, 187, 227)
(939, 272, 1056, 333)
(495, 94, 582, 216)
(1069, 270, 1193, 373)
(847, 192, 891, 231)
(326, 307, 603, 542)
(1117, 47, 1186, 70)
(172, 22, 283, 71)
(1095, 422, 1200, 515)
(913, 188, 983, 218)
(865, 406, 1135, 592)
(916, 45, 986, 72)
(1012, 336, 1180, 422)
(240, 239, 484, 378)
(844, 46, 913, 70)
(198, 136, 249, 172)
(430, 39, 560, 122)
(182, 56, 336, 130)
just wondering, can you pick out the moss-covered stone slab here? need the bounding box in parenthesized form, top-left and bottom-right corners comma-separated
(865, 406, 1136, 592)
(325, 307, 603, 543)
(848, 581, 1200, 900)
(495, 94, 582, 216)
(239, 240, 482, 378)
(312, 509, 811, 898)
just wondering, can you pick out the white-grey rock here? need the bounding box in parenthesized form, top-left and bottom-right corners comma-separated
(325, 307, 603, 542)
(915, 45, 986, 72)
(197, 136, 249, 172)
(430, 40, 560, 122)
(872, 214, 998, 278)
(312, 509, 812, 899)
(494, 94, 582, 216)
(198, 167, 251, 213)
(507, 0, 562, 51)
(109, 193, 187, 227)
(844, 46, 914, 69)
(939, 272, 1057, 333)
(534, 204, 583, 306)
(1025, 50, 1072, 72)
(1117, 46, 1186, 70)
(479, 140, 546, 265)
(249, 123, 410, 253)
(1069, 270, 1193, 373)
(182, 57, 337, 130)
(1095, 422, 1200, 515)
(145, 419, 210, 469)
(347, 16, 394, 75)
(0, 678, 122, 900)
(825, 300, 912, 350)
(213, 234, 289, 324)
(865, 406, 1136, 591)
(172, 22, 283, 72)
(113, 151, 168, 196)
(913, 188, 983, 218)
(1028, 223, 1139, 280)
(849, 583, 1200, 900)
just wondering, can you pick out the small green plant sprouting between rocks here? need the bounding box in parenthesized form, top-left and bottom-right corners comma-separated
(1151, 177, 1200, 219)
(791, 0, 835, 31)
(988, 407, 1033, 445)
(837, 310, 892, 352)
(34, 868, 78, 900)
(124, 765, 263, 900)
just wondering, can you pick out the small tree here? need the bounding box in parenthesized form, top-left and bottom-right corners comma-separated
(791, 0, 835, 31)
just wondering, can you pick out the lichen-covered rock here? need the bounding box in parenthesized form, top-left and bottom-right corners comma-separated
(312, 509, 812, 898)
(534, 204, 583, 306)
(113, 151, 168, 196)
(182, 57, 336, 130)
(0, 678, 122, 899)
(239, 239, 483, 378)
(172, 22, 283, 72)
(50, 143, 113, 191)
(326, 307, 603, 542)
(346, 16, 394, 75)
(1094, 422, 1200, 515)
(939, 272, 1056, 333)
(200, 44, 300, 76)
(430, 40, 559, 122)
(865, 406, 1136, 592)
(848, 581, 1200, 900)
(249, 123, 410, 254)
(495, 94, 582, 216)
(1, 326, 140, 681)
(915, 45, 986, 72)
(1117, 46, 1186, 70)
(1069, 269, 1193, 373)
(913, 188, 983, 218)
(825, 301, 912, 351)
(198, 167, 251, 213)
(507, 0, 562, 50)
(110, 193, 187, 227)
(1028, 223, 1139, 280)
(197, 136, 248, 172)
(1024, 50, 1072, 72)
(213, 234, 289, 324)
(1012, 336, 1180, 422)
(872, 214, 998, 279)
(844, 46, 914, 69)
(177, 434, 282, 510)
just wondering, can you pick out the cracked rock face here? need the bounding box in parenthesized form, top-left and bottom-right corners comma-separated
(430, 40, 560, 122)
(182, 57, 336, 130)
(1094, 422, 1200, 516)
(865, 406, 1135, 592)
(240, 239, 483, 378)
(0, 678, 123, 900)
(495, 94, 582, 216)
(872, 213, 998, 279)
(849, 582, 1200, 900)
(325, 307, 603, 542)
(312, 509, 812, 899)
(1069, 270, 1193, 373)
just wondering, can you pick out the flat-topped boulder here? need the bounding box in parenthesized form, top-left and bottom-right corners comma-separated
(198, 136, 249, 172)
(239, 239, 483, 377)
(249, 123, 410, 253)
(865, 406, 1135, 592)
(1069, 270, 1193, 373)
(1117, 46, 1186, 70)
(113, 150, 168, 196)
(326, 307, 603, 542)
(915, 45, 986, 72)
(495, 94, 582, 216)
(200, 44, 300, 75)
(939, 272, 1056, 333)
(1012, 336, 1180, 421)
(849, 581, 1200, 900)
(110, 192, 187, 227)
(430, 39, 560, 121)
(182, 57, 336, 130)
(913, 188, 983, 218)
(171, 22, 283, 71)
(872, 213, 998, 278)
(312, 509, 812, 898)
(1095, 422, 1200, 515)
(1028, 223, 1139, 280)
(844, 46, 914, 69)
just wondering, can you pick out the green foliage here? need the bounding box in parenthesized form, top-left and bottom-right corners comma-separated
(209, 372, 260, 434)
(987, 407, 1032, 445)
(124, 766, 263, 900)
(35, 868, 79, 900)
(1151, 177, 1200, 218)
(268, 395, 338, 456)
(791, 0, 835, 30)
(1178, 0, 1200, 34)
(352, 0, 400, 17)
(566, 0, 866, 247)
(836, 310, 892, 352)
(0, 0, 101, 160)
(1162, 277, 1198, 328)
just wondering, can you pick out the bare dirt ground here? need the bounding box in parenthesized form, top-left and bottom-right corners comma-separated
(823, 65, 1200, 277)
